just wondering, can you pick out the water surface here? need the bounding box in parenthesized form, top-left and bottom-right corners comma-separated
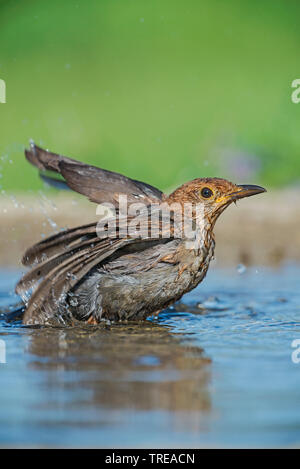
(0, 265, 300, 448)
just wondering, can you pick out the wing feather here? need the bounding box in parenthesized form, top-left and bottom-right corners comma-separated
(25, 142, 163, 206)
(22, 237, 128, 325)
(22, 222, 97, 266)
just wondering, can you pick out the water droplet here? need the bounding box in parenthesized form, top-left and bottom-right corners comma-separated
(69, 297, 78, 307)
(10, 195, 19, 208)
(237, 263, 246, 274)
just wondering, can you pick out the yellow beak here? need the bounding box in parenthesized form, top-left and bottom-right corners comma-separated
(217, 184, 266, 204)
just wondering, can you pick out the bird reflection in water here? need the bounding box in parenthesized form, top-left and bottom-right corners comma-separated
(25, 319, 211, 433)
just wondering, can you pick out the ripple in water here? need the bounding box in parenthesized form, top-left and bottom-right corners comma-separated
(0, 265, 300, 448)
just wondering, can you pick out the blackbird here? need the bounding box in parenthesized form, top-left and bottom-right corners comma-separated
(16, 142, 266, 325)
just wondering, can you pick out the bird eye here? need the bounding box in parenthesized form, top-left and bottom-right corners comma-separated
(201, 187, 213, 198)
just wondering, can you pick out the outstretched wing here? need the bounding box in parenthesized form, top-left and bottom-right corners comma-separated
(25, 142, 164, 206)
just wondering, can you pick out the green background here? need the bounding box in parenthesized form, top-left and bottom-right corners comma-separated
(0, 0, 300, 192)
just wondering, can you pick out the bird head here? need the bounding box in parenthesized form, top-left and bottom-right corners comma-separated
(167, 177, 266, 226)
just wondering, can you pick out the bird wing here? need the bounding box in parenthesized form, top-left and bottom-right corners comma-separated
(17, 222, 131, 324)
(17, 207, 179, 325)
(25, 142, 164, 206)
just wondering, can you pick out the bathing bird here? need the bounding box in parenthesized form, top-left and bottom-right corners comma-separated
(16, 143, 266, 325)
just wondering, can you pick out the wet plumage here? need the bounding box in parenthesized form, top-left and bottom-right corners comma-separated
(16, 143, 266, 325)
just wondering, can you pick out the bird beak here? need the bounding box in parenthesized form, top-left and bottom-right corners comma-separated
(216, 184, 266, 205)
(230, 184, 267, 201)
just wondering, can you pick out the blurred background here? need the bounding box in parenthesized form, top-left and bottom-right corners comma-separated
(0, 0, 300, 265)
(1, 2, 300, 449)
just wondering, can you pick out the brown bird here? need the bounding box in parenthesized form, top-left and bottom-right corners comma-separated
(16, 142, 266, 325)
